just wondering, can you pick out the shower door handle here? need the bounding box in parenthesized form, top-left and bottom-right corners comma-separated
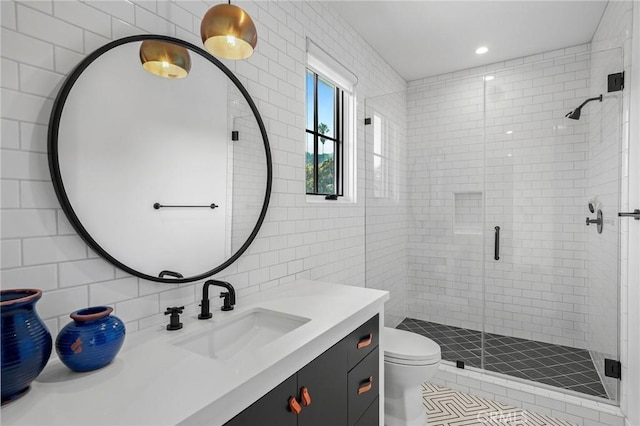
(618, 209, 640, 220)
(494, 226, 500, 261)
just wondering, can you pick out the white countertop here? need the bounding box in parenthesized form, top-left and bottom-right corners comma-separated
(2, 280, 389, 426)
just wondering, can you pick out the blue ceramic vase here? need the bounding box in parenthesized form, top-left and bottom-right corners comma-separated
(55, 306, 125, 372)
(1, 289, 52, 405)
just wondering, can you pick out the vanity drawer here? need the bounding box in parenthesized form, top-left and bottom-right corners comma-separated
(224, 374, 297, 426)
(346, 314, 379, 370)
(347, 347, 379, 425)
(354, 397, 379, 426)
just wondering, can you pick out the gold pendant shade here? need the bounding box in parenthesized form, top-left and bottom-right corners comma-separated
(200, 4, 257, 60)
(139, 40, 191, 79)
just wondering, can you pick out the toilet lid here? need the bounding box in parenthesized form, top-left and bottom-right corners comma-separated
(383, 327, 441, 363)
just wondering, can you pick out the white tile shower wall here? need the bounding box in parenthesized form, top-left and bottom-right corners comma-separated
(406, 45, 593, 348)
(364, 91, 408, 327)
(587, 0, 634, 406)
(0, 0, 407, 338)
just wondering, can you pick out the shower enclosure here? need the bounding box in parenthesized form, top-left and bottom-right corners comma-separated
(364, 45, 623, 403)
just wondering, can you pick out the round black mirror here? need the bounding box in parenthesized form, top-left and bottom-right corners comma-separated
(48, 35, 272, 283)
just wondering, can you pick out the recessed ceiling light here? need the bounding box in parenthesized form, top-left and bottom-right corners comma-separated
(476, 46, 489, 55)
(506, 130, 513, 134)
(484, 75, 494, 81)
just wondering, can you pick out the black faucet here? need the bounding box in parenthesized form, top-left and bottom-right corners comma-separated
(198, 280, 235, 319)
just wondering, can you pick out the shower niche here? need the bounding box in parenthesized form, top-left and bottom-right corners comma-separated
(454, 192, 482, 235)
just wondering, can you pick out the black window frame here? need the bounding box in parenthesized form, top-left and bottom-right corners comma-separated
(305, 69, 344, 198)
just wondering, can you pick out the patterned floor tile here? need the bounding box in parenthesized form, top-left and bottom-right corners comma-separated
(398, 318, 608, 398)
(423, 383, 578, 426)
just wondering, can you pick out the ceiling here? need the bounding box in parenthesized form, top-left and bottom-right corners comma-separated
(331, 1, 608, 81)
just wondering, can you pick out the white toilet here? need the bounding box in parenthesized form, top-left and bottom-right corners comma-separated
(383, 327, 441, 426)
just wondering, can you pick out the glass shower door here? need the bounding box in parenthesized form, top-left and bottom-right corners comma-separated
(482, 47, 622, 401)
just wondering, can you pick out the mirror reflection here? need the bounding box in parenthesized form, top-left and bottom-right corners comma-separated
(50, 36, 270, 282)
(139, 40, 192, 79)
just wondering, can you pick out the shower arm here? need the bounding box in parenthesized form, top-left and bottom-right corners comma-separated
(576, 95, 603, 110)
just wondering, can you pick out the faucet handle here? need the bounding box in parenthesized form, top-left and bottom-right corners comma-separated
(198, 298, 212, 320)
(164, 306, 184, 315)
(219, 292, 234, 311)
(164, 306, 184, 331)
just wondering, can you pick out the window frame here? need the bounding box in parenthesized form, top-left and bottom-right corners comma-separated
(304, 62, 356, 204)
(305, 69, 344, 198)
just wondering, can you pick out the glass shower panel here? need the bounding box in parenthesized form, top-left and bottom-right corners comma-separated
(364, 92, 408, 327)
(401, 77, 486, 367)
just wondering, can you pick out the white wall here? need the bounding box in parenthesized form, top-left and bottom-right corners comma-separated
(0, 0, 406, 338)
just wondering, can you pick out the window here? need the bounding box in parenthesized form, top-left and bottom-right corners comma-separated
(305, 39, 356, 202)
(306, 70, 344, 197)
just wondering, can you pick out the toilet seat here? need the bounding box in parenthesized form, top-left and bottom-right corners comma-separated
(384, 327, 441, 365)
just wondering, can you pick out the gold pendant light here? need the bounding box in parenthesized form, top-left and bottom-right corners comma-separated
(200, 1, 257, 60)
(139, 40, 191, 79)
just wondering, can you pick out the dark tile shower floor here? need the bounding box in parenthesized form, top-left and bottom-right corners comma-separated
(397, 317, 608, 398)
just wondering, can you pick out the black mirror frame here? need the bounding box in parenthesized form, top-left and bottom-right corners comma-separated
(48, 34, 272, 284)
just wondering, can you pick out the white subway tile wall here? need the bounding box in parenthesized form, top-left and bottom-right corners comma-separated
(406, 45, 597, 349)
(0, 0, 406, 338)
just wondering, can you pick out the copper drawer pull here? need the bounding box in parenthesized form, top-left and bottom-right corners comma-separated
(288, 396, 302, 415)
(300, 386, 312, 407)
(358, 376, 374, 395)
(357, 333, 373, 349)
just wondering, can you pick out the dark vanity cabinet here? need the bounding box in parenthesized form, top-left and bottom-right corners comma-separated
(225, 315, 379, 426)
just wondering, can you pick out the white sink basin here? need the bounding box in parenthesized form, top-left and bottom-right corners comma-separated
(175, 308, 310, 362)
